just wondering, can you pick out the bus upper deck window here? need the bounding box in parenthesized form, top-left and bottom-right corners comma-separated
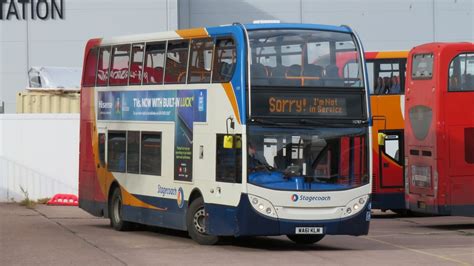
(165, 40, 190, 84)
(110, 44, 131, 86)
(129, 43, 144, 85)
(212, 38, 236, 83)
(188, 38, 213, 84)
(144, 42, 166, 84)
(97, 46, 111, 86)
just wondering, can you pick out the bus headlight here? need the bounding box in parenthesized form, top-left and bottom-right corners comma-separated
(342, 195, 369, 217)
(248, 194, 278, 218)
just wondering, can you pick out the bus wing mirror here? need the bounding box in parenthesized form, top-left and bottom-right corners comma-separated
(378, 133, 386, 146)
(223, 135, 234, 149)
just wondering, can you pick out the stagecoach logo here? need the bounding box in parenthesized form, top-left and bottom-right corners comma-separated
(291, 194, 299, 202)
(291, 194, 331, 203)
(177, 187, 184, 208)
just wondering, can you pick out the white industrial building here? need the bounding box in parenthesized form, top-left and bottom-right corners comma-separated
(0, 0, 473, 201)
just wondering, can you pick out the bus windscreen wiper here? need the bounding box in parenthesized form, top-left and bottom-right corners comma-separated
(250, 118, 284, 126)
(299, 119, 367, 128)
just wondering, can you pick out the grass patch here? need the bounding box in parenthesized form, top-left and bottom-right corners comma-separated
(19, 186, 37, 209)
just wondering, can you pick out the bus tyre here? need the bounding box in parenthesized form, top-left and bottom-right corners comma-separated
(109, 187, 132, 231)
(287, 234, 325, 245)
(186, 197, 219, 245)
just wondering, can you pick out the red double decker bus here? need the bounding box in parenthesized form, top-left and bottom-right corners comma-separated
(405, 42, 474, 216)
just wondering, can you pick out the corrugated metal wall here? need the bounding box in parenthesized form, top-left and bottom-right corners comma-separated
(0, 0, 178, 114)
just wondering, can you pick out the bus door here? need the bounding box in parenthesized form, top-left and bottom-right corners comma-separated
(378, 130, 404, 188)
(445, 52, 474, 213)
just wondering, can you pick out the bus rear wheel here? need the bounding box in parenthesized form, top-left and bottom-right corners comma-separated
(186, 197, 219, 245)
(286, 234, 325, 245)
(109, 187, 132, 231)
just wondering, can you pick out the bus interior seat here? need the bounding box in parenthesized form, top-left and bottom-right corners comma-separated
(251, 63, 270, 85)
(109, 68, 129, 85)
(269, 65, 288, 85)
(129, 64, 142, 84)
(143, 67, 164, 84)
(285, 64, 302, 86)
(324, 65, 344, 87)
(303, 64, 324, 86)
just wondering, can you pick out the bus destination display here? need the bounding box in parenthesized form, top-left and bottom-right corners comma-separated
(268, 96, 346, 116)
(251, 92, 363, 118)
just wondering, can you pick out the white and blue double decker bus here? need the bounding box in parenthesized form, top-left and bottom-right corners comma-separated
(79, 22, 372, 245)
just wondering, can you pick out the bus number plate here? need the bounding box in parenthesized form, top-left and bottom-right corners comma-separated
(295, 227, 323, 234)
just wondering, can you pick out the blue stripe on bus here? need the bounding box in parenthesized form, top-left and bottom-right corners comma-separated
(126, 194, 188, 230)
(207, 25, 247, 124)
(207, 194, 370, 236)
(120, 193, 370, 236)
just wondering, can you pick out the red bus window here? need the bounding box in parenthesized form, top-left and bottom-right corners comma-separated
(213, 38, 236, 83)
(97, 47, 111, 86)
(144, 42, 166, 84)
(109, 44, 131, 86)
(412, 53, 433, 79)
(465, 128, 474, 164)
(449, 53, 474, 92)
(188, 38, 213, 83)
(165, 40, 189, 84)
(129, 43, 144, 85)
(82, 47, 98, 87)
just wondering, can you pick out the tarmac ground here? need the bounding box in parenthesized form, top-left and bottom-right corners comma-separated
(0, 203, 473, 265)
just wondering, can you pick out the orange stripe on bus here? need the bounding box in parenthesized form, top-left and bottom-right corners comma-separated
(374, 51, 409, 59)
(176, 28, 209, 38)
(222, 83, 241, 124)
(121, 186, 167, 211)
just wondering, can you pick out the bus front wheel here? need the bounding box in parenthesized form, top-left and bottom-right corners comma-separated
(286, 234, 325, 245)
(186, 197, 219, 245)
(109, 187, 132, 231)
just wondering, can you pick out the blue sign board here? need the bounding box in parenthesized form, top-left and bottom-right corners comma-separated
(97, 89, 207, 123)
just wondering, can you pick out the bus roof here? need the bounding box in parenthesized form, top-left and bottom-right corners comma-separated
(409, 42, 474, 54)
(98, 23, 354, 46)
(243, 23, 352, 33)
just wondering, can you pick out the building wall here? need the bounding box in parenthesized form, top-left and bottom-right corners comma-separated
(179, 0, 474, 51)
(0, 114, 79, 201)
(0, 0, 178, 113)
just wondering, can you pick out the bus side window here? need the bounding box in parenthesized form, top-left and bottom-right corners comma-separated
(98, 133, 105, 167)
(143, 42, 166, 85)
(129, 43, 144, 85)
(212, 38, 236, 83)
(216, 134, 242, 183)
(110, 44, 131, 86)
(127, 131, 140, 174)
(188, 38, 213, 83)
(165, 40, 190, 84)
(108, 131, 126, 173)
(449, 53, 474, 92)
(465, 128, 474, 164)
(83, 47, 98, 87)
(97, 46, 111, 86)
(141, 132, 162, 176)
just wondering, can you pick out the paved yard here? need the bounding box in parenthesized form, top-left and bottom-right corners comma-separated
(0, 203, 473, 265)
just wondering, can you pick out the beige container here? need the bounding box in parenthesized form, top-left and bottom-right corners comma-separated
(16, 90, 80, 113)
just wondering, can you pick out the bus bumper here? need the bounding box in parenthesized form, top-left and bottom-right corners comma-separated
(206, 194, 371, 237)
(372, 192, 405, 210)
